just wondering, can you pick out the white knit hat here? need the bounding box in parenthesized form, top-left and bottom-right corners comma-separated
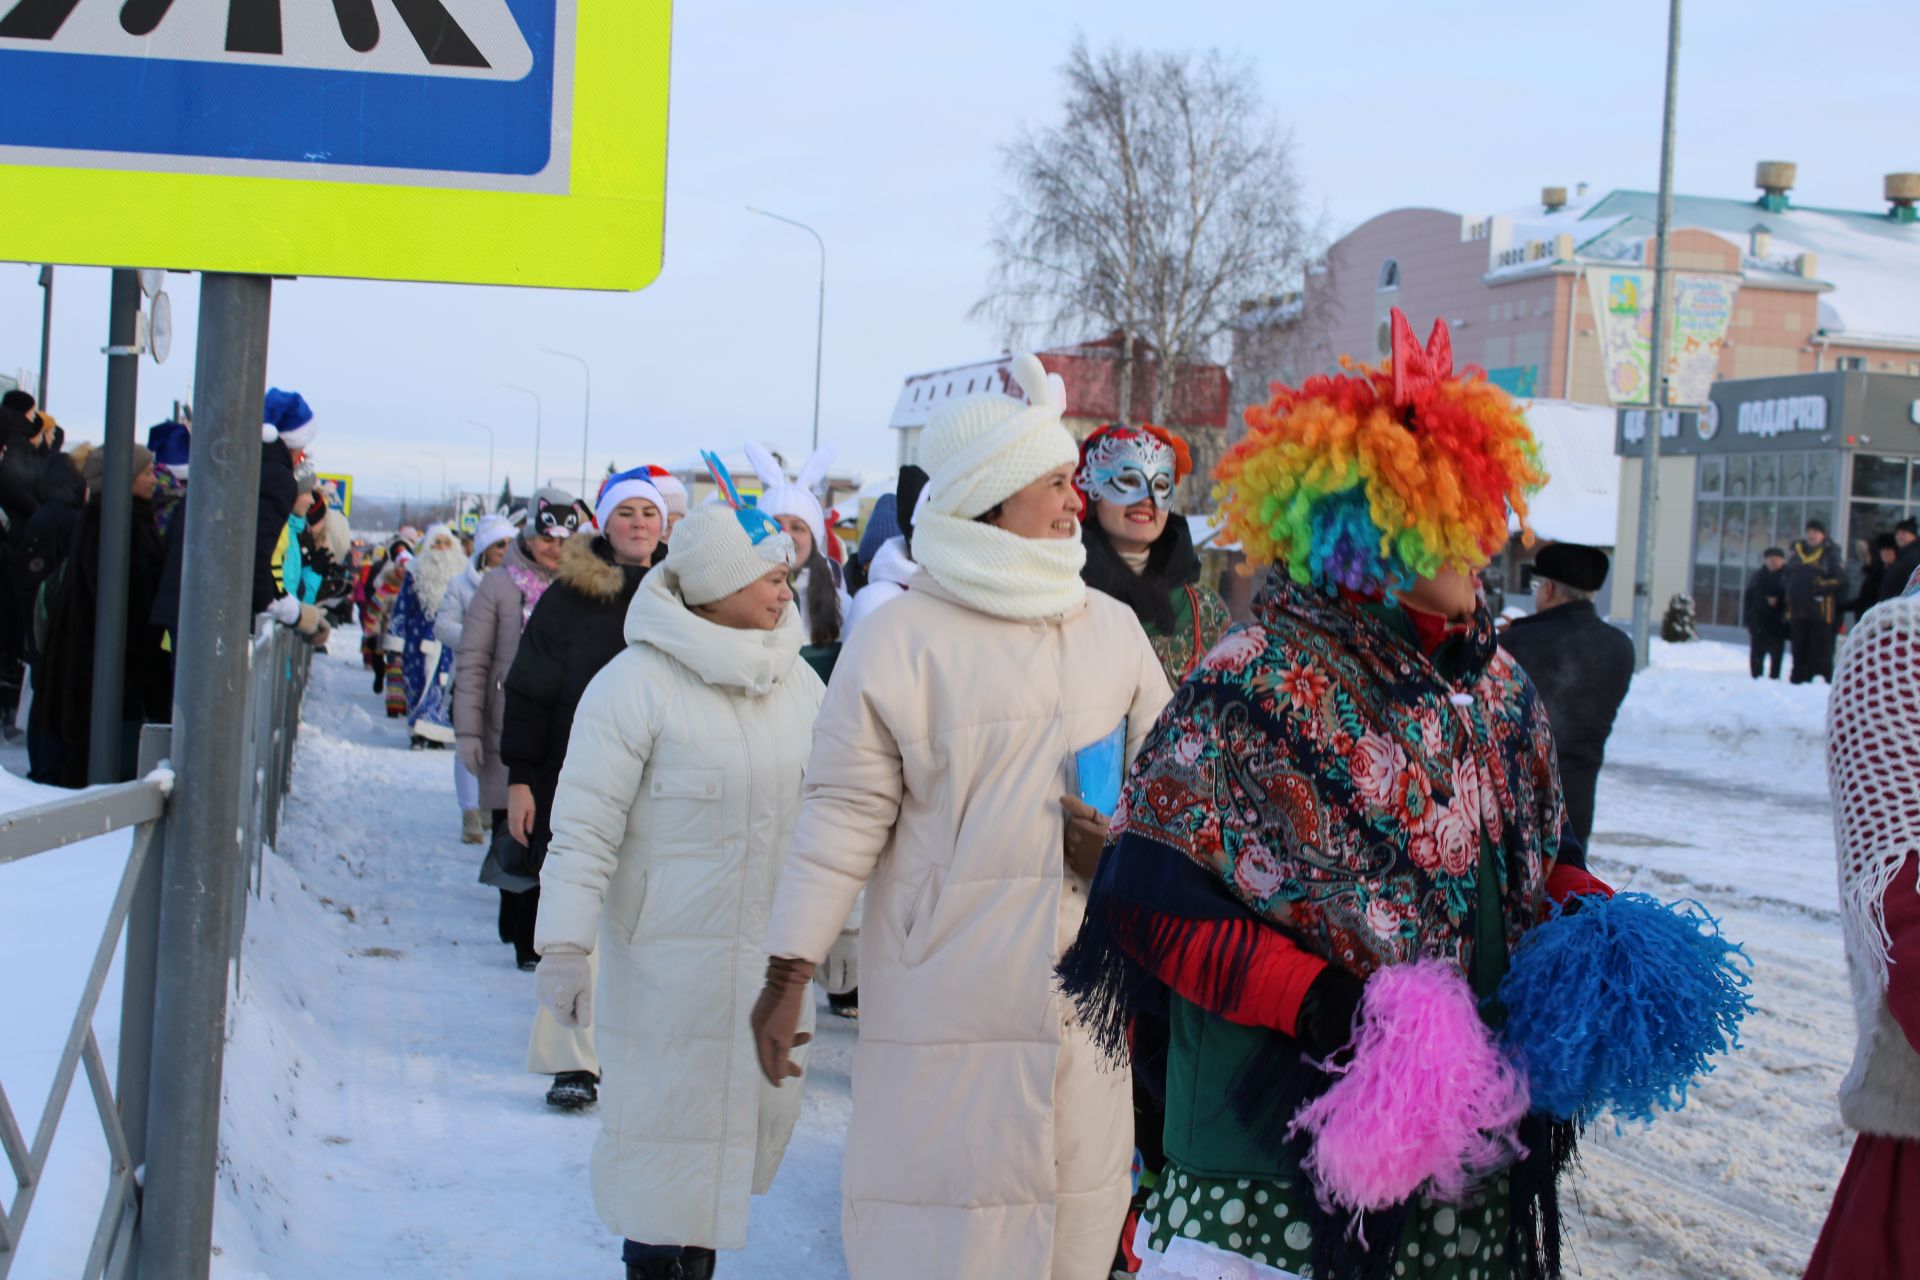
(471, 514, 514, 568)
(666, 504, 797, 606)
(920, 353, 1078, 520)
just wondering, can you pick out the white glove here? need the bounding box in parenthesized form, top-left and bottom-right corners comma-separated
(537, 950, 593, 1028)
(818, 929, 859, 996)
(267, 595, 300, 626)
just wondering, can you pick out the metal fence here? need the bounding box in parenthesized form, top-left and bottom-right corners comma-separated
(0, 618, 314, 1280)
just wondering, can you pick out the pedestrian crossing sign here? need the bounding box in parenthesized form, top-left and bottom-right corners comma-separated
(0, 0, 669, 290)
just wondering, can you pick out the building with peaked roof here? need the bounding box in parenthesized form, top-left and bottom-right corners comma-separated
(889, 333, 1230, 506)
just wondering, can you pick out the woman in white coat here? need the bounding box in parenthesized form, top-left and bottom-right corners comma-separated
(751, 353, 1173, 1280)
(534, 503, 825, 1280)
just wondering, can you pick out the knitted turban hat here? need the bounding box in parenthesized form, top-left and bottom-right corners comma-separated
(666, 504, 796, 606)
(919, 353, 1079, 520)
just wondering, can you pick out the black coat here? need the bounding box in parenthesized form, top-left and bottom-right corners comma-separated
(0, 411, 63, 544)
(1497, 599, 1635, 845)
(36, 495, 173, 785)
(1081, 508, 1203, 634)
(1782, 539, 1844, 626)
(1743, 566, 1788, 637)
(251, 437, 298, 615)
(1883, 539, 1920, 604)
(499, 535, 647, 859)
(15, 452, 86, 658)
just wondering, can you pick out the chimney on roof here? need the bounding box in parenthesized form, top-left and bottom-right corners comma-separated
(1542, 186, 1568, 213)
(1750, 227, 1772, 259)
(1575, 182, 1589, 199)
(1887, 172, 1920, 224)
(1756, 161, 1796, 212)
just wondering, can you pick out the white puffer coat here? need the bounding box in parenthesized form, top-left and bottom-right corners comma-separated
(535, 564, 825, 1250)
(762, 571, 1172, 1280)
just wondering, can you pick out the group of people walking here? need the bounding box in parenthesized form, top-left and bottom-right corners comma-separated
(357, 307, 1768, 1280)
(1744, 515, 1918, 684)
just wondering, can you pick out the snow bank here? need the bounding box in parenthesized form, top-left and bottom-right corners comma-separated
(1609, 637, 1829, 791)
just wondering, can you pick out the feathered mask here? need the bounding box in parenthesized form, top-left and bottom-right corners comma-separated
(1214, 308, 1545, 595)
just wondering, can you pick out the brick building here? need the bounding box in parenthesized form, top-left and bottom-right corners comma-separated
(1234, 163, 1920, 616)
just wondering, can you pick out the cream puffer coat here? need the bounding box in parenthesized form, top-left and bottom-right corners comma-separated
(535, 564, 825, 1250)
(762, 571, 1172, 1280)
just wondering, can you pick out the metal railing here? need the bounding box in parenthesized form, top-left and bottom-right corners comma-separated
(0, 617, 314, 1280)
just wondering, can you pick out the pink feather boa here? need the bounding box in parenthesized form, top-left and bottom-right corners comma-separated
(1287, 958, 1529, 1216)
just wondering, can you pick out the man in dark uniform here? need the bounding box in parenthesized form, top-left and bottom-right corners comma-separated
(1784, 518, 1845, 684)
(1498, 541, 1634, 846)
(1743, 547, 1789, 679)
(1882, 517, 1920, 605)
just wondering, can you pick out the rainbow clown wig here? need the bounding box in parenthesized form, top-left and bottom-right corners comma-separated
(1215, 308, 1546, 595)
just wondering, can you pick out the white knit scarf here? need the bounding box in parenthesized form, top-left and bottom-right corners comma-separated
(911, 509, 1088, 621)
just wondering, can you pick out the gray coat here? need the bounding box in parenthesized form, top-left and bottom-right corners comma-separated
(453, 536, 555, 811)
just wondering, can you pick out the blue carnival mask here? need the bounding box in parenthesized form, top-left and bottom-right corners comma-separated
(736, 505, 796, 567)
(1076, 430, 1178, 511)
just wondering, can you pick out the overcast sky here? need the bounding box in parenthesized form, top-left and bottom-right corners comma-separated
(1, 0, 1913, 501)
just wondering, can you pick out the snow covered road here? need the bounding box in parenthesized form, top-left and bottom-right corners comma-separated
(2, 636, 1854, 1278)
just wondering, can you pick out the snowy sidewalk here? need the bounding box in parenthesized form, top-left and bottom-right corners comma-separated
(3, 636, 1853, 1278)
(200, 644, 853, 1278)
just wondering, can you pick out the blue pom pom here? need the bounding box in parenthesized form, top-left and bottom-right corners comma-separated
(1497, 892, 1753, 1124)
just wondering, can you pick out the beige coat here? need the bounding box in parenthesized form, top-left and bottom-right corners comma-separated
(762, 572, 1172, 1280)
(536, 565, 825, 1250)
(453, 536, 550, 811)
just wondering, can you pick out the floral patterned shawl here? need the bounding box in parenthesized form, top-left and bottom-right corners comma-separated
(1108, 571, 1565, 979)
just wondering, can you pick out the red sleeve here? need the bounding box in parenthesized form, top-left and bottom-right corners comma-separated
(1885, 858, 1920, 1045)
(1546, 862, 1614, 907)
(1124, 912, 1327, 1036)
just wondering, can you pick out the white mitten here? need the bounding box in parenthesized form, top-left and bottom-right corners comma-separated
(818, 929, 859, 996)
(537, 950, 593, 1028)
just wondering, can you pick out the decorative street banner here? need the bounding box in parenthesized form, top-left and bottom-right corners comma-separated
(316, 473, 353, 518)
(0, 0, 671, 290)
(1585, 269, 1738, 409)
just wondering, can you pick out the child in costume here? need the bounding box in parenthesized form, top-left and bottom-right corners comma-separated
(1061, 312, 1615, 1280)
(1805, 567, 1920, 1280)
(1076, 423, 1231, 689)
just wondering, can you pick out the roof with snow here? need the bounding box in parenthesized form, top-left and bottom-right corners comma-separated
(1511, 399, 1621, 547)
(1481, 187, 1920, 346)
(890, 335, 1231, 433)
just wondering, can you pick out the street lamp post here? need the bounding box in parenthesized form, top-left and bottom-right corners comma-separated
(748, 206, 826, 450)
(542, 348, 592, 498)
(506, 383, 543, 490)
(398, 462, 425, 526)
(36, 265, 53, 409)
(466, 419, 497, 505)
(1629, 0, 1685, 672)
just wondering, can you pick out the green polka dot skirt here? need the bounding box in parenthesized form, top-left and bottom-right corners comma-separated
(1140, 1160, 1512, 1278)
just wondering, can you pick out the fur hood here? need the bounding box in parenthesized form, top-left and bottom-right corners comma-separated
(557, 533, 636, 603)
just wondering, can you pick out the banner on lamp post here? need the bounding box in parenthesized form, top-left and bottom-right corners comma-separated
(1585, 269, 1737, 409)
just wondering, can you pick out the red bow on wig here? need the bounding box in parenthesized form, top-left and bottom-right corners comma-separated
(1389, 307, 1455, 408)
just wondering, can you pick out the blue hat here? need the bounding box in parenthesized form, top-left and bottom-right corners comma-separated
(147, 420, 190, 476)
(262, 388, 317, 450)
(858, 493, 900, 566)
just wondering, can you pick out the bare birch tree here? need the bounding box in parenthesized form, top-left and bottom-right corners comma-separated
(973, 39, 1319, 426)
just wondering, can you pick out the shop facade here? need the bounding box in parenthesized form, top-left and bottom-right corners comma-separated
(1613, 371, 1920, 630)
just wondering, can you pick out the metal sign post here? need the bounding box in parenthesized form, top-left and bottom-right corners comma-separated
(141, 273, 272, 1280)
(88, 268, 141, 784)
(1629, 0, 1685, 671)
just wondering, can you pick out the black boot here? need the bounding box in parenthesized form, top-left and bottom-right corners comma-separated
(625, 1249, 715, 1280)
(546, 1071, 599, 1111)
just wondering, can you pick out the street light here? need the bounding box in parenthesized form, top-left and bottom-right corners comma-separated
(466, 419, 497, 505)
(36, 265, 53, 410)
(505, 383, 543, 491)
(397, 462, 425, 527)
(541, 348, 592, 498)
(748, 206, 826, 450)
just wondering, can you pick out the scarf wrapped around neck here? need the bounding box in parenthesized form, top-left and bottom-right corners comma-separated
(910, 509, 1088, 621)
(506, 562, 555, 625)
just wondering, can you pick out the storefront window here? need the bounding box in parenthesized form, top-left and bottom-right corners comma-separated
(1782, 455, 1807, 497)
(1695, 504, 1722, 564)
(1724, 456, 1750, 498)
(1750, 501, 1777, 556)
(1752, 456, 1778, 497)
(1698, 457, 1723, 497)
(1850, 501, 1908, 555)
(1809, 452, 1837, 496)
(1852, 454, 1909, 501)
(1722, 502, 1749, 568)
